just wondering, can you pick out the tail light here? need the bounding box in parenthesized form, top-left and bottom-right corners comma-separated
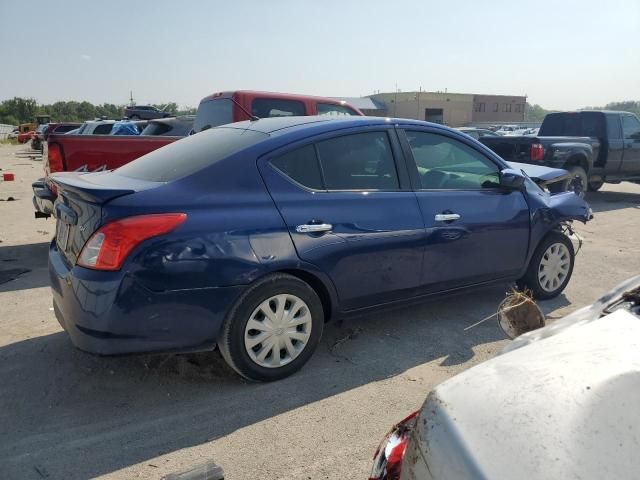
(369, 411, 418, 480)
(77, 213, 186, 271)
(48, 143, 64, 173)
(530, 143, 545, 161)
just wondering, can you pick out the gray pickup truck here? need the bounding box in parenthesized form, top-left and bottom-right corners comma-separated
(480, 110, 640, 196)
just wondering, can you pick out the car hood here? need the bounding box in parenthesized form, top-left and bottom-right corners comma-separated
(409, 276, 640, 480)
(507, 161, 569, 186)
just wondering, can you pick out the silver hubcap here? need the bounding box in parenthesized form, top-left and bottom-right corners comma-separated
(244, 294, 312, 368)
(538, 243, 571, 292)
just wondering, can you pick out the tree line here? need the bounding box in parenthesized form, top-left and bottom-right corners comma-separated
(1, 96, 639, 126)
(0, 97, 196, 125)
(526, 100, 640, 122)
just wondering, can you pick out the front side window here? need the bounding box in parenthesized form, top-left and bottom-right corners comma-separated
(622, 115, 640, 141)
(316, 132, 399, 190)
(316, 103, 358, 116)
(405, 131, 500, 189)
(252, 99, 305, 118)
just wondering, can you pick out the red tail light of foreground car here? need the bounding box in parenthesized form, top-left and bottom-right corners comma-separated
(370, 411, 419, 480)
(77, 213, 186, 271)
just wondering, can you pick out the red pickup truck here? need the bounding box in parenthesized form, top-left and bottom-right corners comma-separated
(33, 91, 362, 217)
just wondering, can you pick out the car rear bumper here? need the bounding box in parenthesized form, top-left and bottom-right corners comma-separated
(49, 241, 245, 355)
(32, 179, 55, 218)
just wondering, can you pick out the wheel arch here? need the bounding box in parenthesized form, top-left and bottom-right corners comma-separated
(563, 153, 590, 174)
(278, 268, 336, 322)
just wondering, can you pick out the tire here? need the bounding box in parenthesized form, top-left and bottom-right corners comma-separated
(217, 273, 324, 382)
(564, 166, 588, 198)
(587, 180, 604, 191)
(517, 232, 575, 300)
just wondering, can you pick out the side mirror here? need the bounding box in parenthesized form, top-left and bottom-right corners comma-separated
(500, 168, 525, 190)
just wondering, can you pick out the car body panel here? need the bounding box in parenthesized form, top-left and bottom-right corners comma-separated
(403, 276, 640, 480)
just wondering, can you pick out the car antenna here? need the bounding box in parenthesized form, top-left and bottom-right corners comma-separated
(230, 98, 260, 121)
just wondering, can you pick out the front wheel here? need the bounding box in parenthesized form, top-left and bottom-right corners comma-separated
(517, 232, 575, 300)
(217, 273, 324, 382)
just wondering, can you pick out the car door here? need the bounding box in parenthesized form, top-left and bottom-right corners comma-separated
(258, 127, 425, 311)
(621, 114, 640, 176)
(398, 127, 530, 293)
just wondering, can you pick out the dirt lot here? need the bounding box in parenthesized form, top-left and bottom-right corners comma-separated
(0, 142, 639, 479)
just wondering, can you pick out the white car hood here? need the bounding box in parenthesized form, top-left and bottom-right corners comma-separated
(411, 277, 640, 480)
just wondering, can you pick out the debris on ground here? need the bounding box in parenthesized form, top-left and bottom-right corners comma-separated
(497, 289, 545, 338)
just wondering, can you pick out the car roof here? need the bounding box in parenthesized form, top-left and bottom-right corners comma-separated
(199, 90, 359, 107)
(221, 115, 446, 136)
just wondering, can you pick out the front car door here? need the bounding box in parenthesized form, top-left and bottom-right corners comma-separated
(621, 114, 640, 177)
(259, 127, 425, 311)
(398, 127, 530, 293)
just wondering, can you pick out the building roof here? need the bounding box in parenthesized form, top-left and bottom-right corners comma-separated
(331, 97, 386, 111)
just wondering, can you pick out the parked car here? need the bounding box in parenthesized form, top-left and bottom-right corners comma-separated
(480, 111, 640, 196)
(75, 120, 117, 135)
(33, 91, 362, 218)
(8, 128, 19, 139)
(494, 125, 519, 135)
(140, 116, 195, 136)
(49, 116, 591, 382)
(457, 127, 500, 140)
(124, 105, 172, 120)
(17, 130, 34, 143)
(370, 275, 640, 480)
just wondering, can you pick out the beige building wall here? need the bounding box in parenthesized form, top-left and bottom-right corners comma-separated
(472, 95, 526, 123)
(367, 91, 526, 127)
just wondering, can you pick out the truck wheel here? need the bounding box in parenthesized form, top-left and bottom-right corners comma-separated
(217, 273, 324, 382)
(564, 166, 588, 198)
(587, 180, 604, 191)
(517, 232, 575, 300)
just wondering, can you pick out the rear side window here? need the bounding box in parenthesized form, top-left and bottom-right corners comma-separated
(539, 112, 605, 137)
(116, 127, 267, 182)
(270, 145, 323, 190)
(141, 122, 172, 136)
(606, 115, 622, 139)
(193, 99, 233, 133)
(252, 99, 305, 118)
(316, 103, 359, 116)
(93, 124, 113, 135)
(316, 132, 399, 190)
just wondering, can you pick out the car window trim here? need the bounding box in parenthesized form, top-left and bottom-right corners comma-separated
(396, 127, 505, 192)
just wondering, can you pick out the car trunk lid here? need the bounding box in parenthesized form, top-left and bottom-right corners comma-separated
(51, 171, 160, 265)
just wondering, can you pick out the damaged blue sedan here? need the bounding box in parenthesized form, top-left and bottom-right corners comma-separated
(49, 116, 592, 381)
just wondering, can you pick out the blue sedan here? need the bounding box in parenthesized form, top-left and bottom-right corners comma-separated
(49, 116, 592, 381)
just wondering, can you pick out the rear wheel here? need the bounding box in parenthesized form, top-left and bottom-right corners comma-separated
(218, 273, 324, 382)
(517, 232, 575, 300)
(587, 179, 604, 191)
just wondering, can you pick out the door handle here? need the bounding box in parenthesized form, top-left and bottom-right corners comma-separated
(296, 223, 333, 233)
(434, 213, 461, 222)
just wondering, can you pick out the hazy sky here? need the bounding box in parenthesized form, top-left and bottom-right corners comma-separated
(1, 0, 638, 110)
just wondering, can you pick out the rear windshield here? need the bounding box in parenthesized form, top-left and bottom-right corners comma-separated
(192, 98, 233, 133)
(539, 112, 605, 137)
(116, 127, 267, 182)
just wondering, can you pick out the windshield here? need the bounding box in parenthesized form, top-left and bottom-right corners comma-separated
(116, 126, 267, 182)
(192, 98, 233, 133)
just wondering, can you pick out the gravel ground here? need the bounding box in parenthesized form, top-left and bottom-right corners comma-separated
(0, 142, 639, 479)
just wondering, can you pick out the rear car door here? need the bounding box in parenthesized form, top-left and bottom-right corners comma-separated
(621, 114, 640, 176)
(259, 127, 425, 311)
(399, 128, 530, 292)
